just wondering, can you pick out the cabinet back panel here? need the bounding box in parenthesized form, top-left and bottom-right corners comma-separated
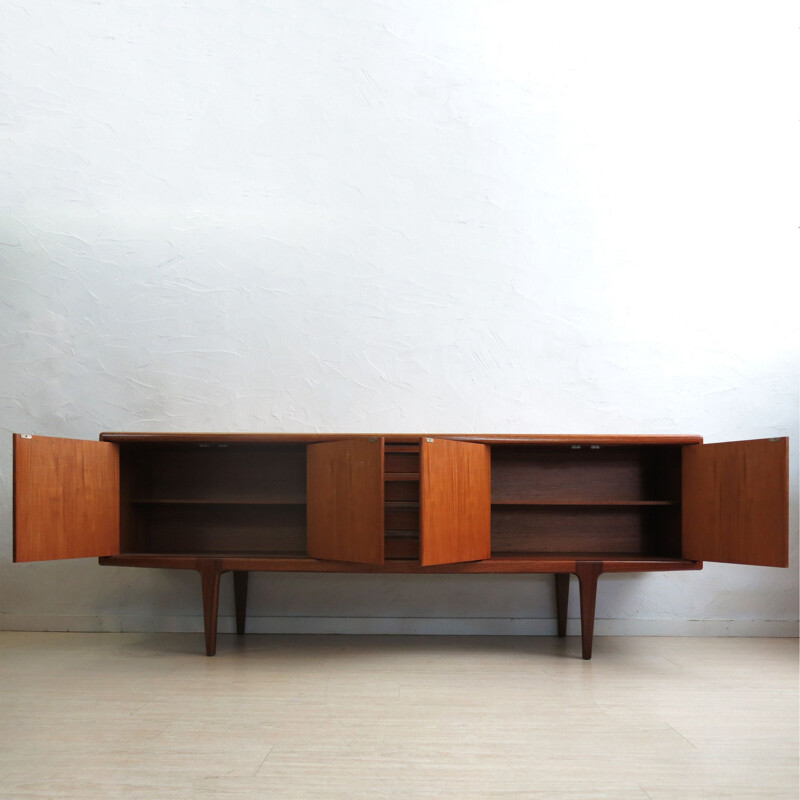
(385, 481, 420, 502)
(642, 447, 682, 502)
(119, 447, 142, 554)
(492, 446, 678, 502)
(649, 506, 682, 558)
(131, 504, 306, 555)
(385, 508, 419, 531)
(385, 534, 419, 560)
(129, 445, 307, 503)
(491, 507, 652, 553)
(384, 452, 420, 473)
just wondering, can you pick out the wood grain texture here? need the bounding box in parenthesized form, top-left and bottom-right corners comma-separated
(682, 437, 789, 567)
(491, 446, 665, 503)
(576, 562, 603, 659)
(101, 432, 704, 446)
(489, 506, 674, 555)
(384, 451, 419, 474)
(384, 536, 419, 560)
(384, 481, 419, 501)
(384, 506, 419, 531)
(14, 434, 120, 562)
(100, 553, 701, 574)
(198, 561, 223, 656)
(133, 503, 306, 555)
(140, 444, 306, 503)
(419, 439, 491, 566)
(306, 438, 384, 564)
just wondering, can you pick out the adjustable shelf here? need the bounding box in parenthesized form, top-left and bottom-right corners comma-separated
(491, 500, 675, 506)
(131, 499, 305, 505)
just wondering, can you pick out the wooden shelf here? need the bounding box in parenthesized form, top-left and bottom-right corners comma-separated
(491, 552, 690, 561)
(491, 500, 676, 507)
(134, 498, 674, 507)
(384, 473, 420, 481)
(102, 552, 703, 574)
(111, 552, 688, 572)
(132, 499, 305, 505)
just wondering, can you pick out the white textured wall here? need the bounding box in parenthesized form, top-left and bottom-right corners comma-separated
(1, 1, 797, 636)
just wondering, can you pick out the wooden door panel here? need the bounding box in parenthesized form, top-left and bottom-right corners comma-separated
(14, 434, 120, 562)
(420, 438, 491, 566)
(306, 438, 384, 564)
(682, 437, 788, 567)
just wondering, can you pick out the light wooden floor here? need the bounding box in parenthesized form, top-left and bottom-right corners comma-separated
(0, 633, 796, 799)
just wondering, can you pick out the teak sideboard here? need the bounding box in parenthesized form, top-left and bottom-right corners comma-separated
(13, 433, 789, 659)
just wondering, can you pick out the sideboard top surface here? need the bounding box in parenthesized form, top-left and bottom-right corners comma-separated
(99, 433, 704, 446)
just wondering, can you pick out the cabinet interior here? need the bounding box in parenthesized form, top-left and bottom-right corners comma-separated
(119, 443, 308, 556)
(118, 441, 683, 561)
(490, 445, 682, 558)
(384, 442, 420, 559)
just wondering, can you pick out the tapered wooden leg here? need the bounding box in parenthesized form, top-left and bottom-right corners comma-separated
(555, 573, 569, 637)
(575, 562, 603, 660)
(199, 563, 223, 657)
(233, 571, 249, 636)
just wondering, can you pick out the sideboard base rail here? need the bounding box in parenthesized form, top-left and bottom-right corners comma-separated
(99, 555, 701, 659)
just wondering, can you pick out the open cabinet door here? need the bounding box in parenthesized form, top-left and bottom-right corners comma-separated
(14, 434, 120, 562)
(306, 438, 384, 564)
(420, 438, 491, 566)
(682, 437, 788, 567)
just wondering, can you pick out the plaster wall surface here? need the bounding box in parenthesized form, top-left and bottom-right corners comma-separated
(1, 1, 797, 635)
